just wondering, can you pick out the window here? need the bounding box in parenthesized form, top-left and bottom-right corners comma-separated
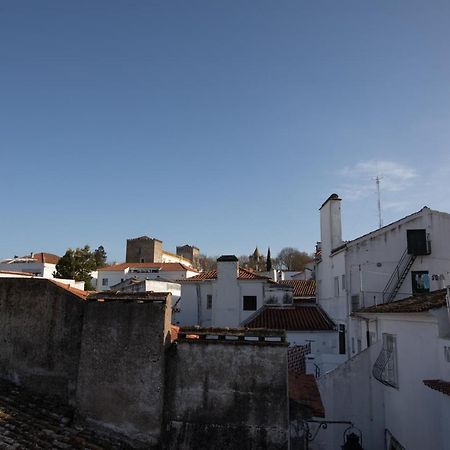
(444, 346, 450, 362)
(206, 294, 212, 310)
(412, 271, 430, 294)
(334, 277, 339, 297)
(243, 296, 257, 311)
(341, 274, 346, 291)
(102, 278, 108, 286)
(339, 324, 346, 354)
(374, 335, 396, 386)
(351, 295, 360, 312)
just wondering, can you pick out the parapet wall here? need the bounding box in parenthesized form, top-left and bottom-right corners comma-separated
(164, 328, 289, 450)
(75, 295, 172, 448)
(0, 279, 84, 403)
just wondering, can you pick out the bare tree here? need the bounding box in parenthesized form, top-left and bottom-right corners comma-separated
(275, 247, 313, 271)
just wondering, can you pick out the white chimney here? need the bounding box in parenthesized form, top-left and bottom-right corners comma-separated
(319, 194, 343, 253)
(213, 255, 240, 327)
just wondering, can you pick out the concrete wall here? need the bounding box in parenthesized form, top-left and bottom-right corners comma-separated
(164, 339, 289, 449)
(0, 278, 84, 403)
(316, 342, 385, 450)
(75, 298, 172, 448)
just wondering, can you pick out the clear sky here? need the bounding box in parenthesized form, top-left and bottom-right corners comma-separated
(1, 1, 450, 262)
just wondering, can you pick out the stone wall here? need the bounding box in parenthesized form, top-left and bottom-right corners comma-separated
(75, 296, 171, 448)
(126, 236, 163, 263)
(163, 328, 290, 450)
(0, 278, 84, 403)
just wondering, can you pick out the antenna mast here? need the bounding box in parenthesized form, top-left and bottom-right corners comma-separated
(375, 176, 383, 228)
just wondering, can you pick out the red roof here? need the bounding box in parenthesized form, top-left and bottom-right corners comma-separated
(279, 280, 316, 298)
(289, 371, 325, 417)
(423, 379, 450, 396)
(244, 305, 335, 331)
(356, 289, 447, 314)
(50, 280, 89, 300)
(21, 252, 60, 264)
(181, 267, 271, 282)
(98, 262, 197, 272)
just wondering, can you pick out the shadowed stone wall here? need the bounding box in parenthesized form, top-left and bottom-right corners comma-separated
(163, 330, 289, 450)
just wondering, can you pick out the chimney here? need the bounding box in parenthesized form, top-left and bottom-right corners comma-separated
(214, 255, 240, 327)
(319, 194, 343, 253)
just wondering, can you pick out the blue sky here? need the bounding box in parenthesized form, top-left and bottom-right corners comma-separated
(1, 1, 450, 262)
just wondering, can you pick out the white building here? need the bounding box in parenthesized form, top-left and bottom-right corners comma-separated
(177, 255, 293, 327)
(109, 276, 181, 309)
(96, 262, 198, 291)
(316, 193, 450, 359)
(317, 289, 450, 450)
(0, 252, 60, 278)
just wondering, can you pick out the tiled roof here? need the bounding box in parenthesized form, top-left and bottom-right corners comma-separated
(0, 271, 35, 277)
(98, 262, 198, 272)
(289, 371, 325, 418)
(423, 379, 450, 396)
(244, 305, 335, 331)
(86, 291, 170, 302)
(279, 280, 316, 298)
(356, 289, 447, 314)
(50, 280, 89, 300)
(21, 252, 60, 264)
(181, 267, 271, 282)
(0, 378, 131, 448)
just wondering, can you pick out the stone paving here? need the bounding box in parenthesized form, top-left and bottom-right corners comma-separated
(0, 379, 131, 449)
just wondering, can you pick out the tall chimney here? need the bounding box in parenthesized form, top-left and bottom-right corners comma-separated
(319, 194, 343, 254)
(213, 255, 240, 327)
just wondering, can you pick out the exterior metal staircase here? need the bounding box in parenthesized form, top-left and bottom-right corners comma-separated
(382, 249, 416, 303)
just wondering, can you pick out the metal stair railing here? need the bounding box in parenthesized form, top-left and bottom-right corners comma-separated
(382, 249, 416, 303)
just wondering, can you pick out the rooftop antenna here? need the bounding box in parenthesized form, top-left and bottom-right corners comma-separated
(375, 175, 383, 228)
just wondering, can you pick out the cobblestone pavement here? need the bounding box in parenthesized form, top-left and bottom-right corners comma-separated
(0, 379, 132, 449)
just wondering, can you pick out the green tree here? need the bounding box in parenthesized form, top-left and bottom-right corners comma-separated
(93, 245, 107, 268)
(266, 247, 272, 271)
(54, 245, 105, 290)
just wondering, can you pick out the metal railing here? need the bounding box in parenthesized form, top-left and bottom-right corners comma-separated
(382, 249, 416, 303)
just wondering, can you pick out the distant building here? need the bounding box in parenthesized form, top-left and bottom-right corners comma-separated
(97, 262, 198, 291)
(0, 252, 60, 278)
(125, 236, 198, 267)
(177, 255, 292, 327)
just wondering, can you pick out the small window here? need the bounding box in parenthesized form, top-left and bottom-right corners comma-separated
(341, 274, 346, 291)
(351, 295, 360, 312)
(382, 333, 398, 387)
(206, 294, 212, 310)
(102, 278, 108, 286)
(334, 276, 339, 297)
(444, 346, 450, 362)
(243, 296, 257, 311)
(412, 271, 430, 294)
(339, 324, 346, 354)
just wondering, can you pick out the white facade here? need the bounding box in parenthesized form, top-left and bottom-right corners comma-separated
(317, 299, 450, 450)
(97, 264, 198, 291)
(316, 194, 450, 359)
(0, 259, 56, 278)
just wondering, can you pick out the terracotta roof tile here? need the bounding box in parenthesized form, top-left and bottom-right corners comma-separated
(244, 305, 335, 331)
(356, 289, 447, 314)
(98, 262, 198, 272)
(423, 379, 450, 396)
(279, 280, 316, 298)
(21, 252, 60, 264)
(0, 378, 131, 448)
(50, 280, 89, 300)
(289, 371, 325, 418)
(181, 267, 271, 282)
